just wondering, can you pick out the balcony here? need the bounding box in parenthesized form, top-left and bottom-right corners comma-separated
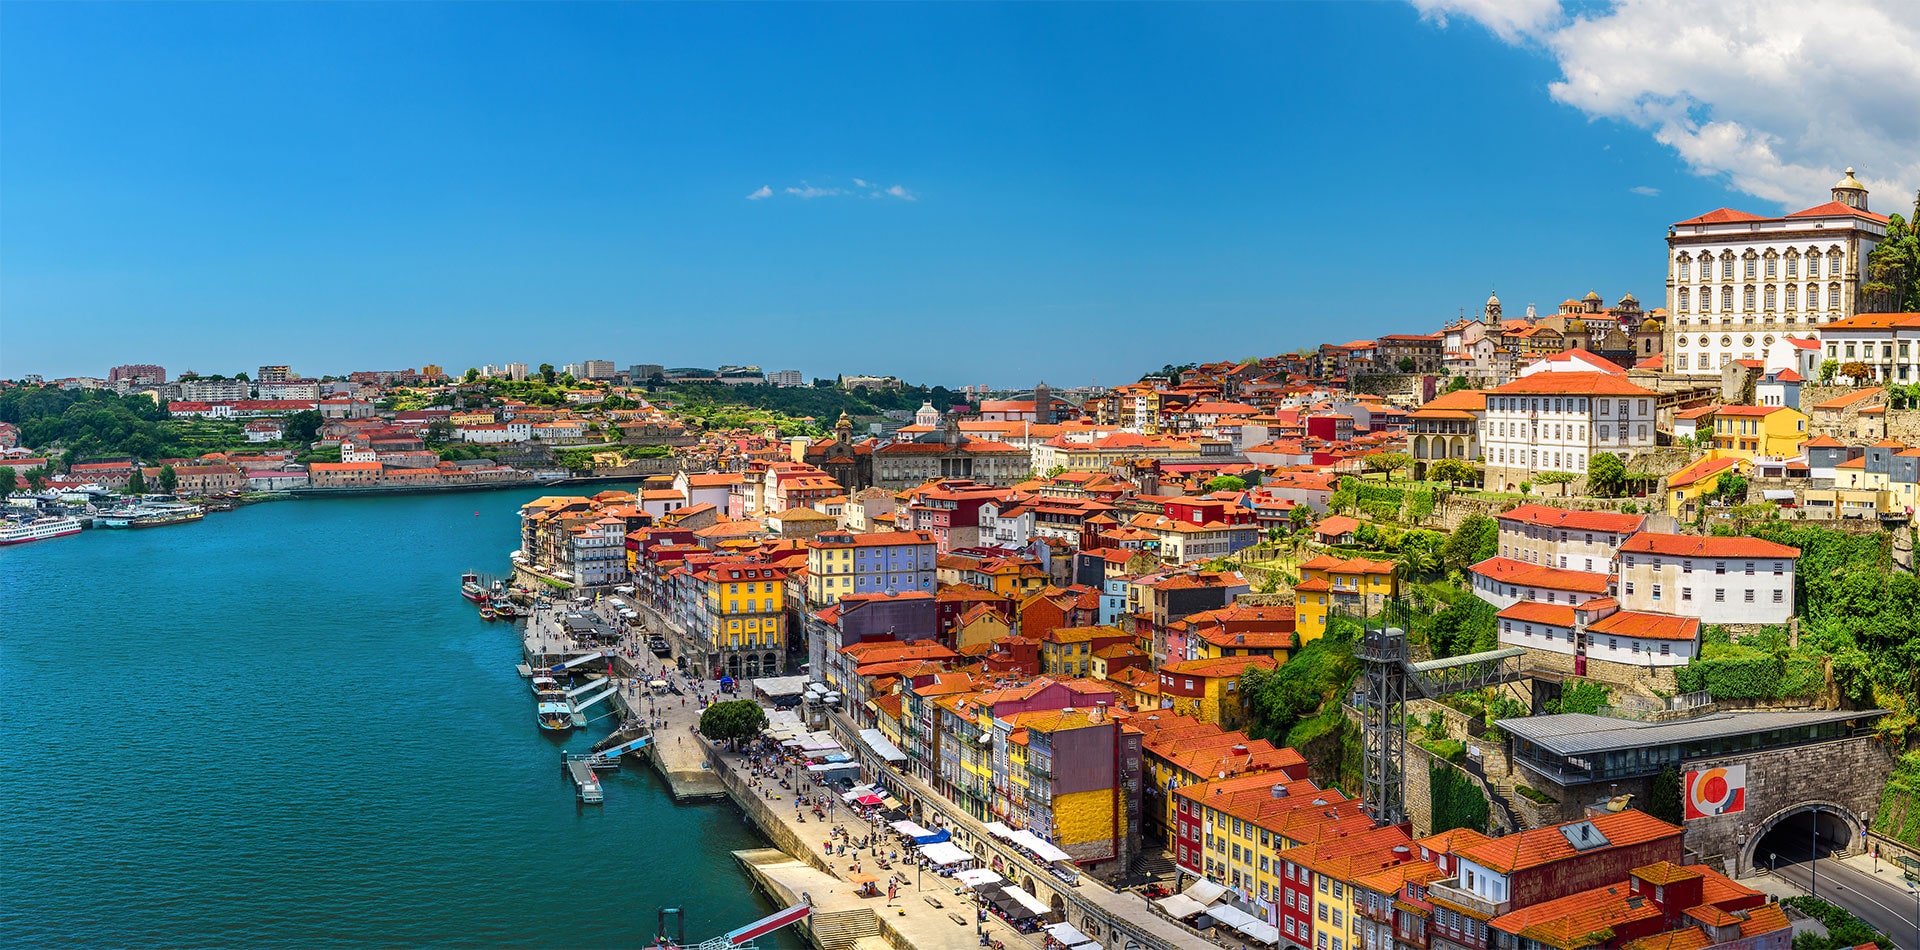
(1426, 880, 1507, 919)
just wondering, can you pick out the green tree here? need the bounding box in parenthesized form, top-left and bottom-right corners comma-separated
(1395, 529, 1444, 579)
(1205, 475, 1248, 493)
(1441, 514, 1499, 574)
(126, 467, 147, 495)
(699, 699, 768, 747)
(1363, 451, 1412, 482)
(1545, 681, 1611, 715)
(464, 367, 480, 383)
(1818, 358, 1838, 384)
(1863, 195, 1920, 313)
(0, 467, 15, 496)
(1444, 374, 1470, 393)
(1647, 767, 1683, 825)
(1397, 356, 1416, 373)
(284, 410, 323, 445)
(1288, 504, 1312, 535)
(1713, 470, 1749, 505)
(539, 363, 557, 385)
(1535, 470, 1576, 496)
(157, 464, 178, 495)
(24, 465, 50, 490)
(1587, 452, 1628, 498)
(1429, 458, 1475, 488)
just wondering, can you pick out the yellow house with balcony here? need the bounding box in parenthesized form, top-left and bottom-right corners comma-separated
(1710, 405, 1807, 458)
(696, 560, 791, 677)
(1664, 455, 1749, 519)
(1292, 555, 1396, 641)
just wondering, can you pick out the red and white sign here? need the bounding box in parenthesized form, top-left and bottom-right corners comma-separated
(1684, 765, 1747, 819)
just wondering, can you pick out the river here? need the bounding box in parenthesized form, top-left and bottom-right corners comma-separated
(0, 488, 801, 948)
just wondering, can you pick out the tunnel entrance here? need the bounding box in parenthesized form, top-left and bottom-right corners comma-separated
(1748, 803, 1861, 875)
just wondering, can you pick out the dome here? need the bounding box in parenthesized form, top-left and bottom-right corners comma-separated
(1583, 290, 1602, 302)
(1620, 292, 1639, 304)
(1834, 166, 1867, 192)
(1486, 290, 1500, 306)
(1640, 318, 1662, 332)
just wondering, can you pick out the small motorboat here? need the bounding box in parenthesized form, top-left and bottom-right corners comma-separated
(537, 701, 576, 731)
(480, 603, 497, 621)
(491, 598, 520, 620)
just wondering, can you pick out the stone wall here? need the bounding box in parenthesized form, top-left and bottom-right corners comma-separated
(1679, 735, 1892, 875)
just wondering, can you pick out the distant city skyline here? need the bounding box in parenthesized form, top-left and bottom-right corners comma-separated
(4, 2, 1913, 384)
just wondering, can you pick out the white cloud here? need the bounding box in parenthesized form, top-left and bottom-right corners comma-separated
(1411, 0, 1920, 211)
(784, 182, 845, 199)
(756, 178, 920, 202)
(1629, 185, 1660, 197)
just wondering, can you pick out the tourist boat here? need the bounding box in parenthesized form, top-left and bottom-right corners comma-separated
(531, 675, 565, 698)
(537, 701, 577, 731)
(92, 503, 205, 529)
(491, 598, 520, 620)
(0, 516, 83, 545)
(480, 603, 497, 621)
(460, 572, 488, 602)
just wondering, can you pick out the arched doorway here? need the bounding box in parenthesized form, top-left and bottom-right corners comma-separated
(744, 654, 760, 677)
(1744, 801, 1862, 876)
(764, 651, 778, 675)
(727, 654, 742, 676)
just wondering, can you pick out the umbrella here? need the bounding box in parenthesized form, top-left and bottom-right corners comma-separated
(855, 794, 883, 806)
(846, 873, 878, 884)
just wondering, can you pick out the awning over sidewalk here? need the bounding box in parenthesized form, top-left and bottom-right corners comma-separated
(1155, 894, 1207, 919)
(859, 728, 907, 764)
(1000, 884, 1051, 918)
(1205, 903, 1279, 946)
(1044, 922, 1092, 945)
(1182, 879, 1227, 905)
(919, 841, 973, 866)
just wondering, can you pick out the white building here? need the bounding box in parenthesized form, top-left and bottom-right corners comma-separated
(257, 379, 322, 400)
(769, 370, 805, 388)
(1496, 599, 1698, 668)
(1819, 312, 1920, 384)
(1494, 505, 1644, 574)
(180, 378, 250, 401)
(340, 440, 378, 463)
(459, 422, 531, 443)
(1664, 169, 1890, 377)
(1468, 557, 1614, 610)
(1479, 372, 1658, 490)
(1615, 533, 1800, 625)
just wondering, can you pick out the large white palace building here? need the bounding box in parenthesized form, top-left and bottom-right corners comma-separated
(1664, 169, 1890, 377)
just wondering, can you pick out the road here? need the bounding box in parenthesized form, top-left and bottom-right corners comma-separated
(1770, 840, 1920, 950)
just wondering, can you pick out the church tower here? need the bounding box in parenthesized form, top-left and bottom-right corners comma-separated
(1832, 167, 1870, 211)
(834, 411, 853, 445)
(1032, 381, 1053, 425)
(1483, 290, 1502, 326)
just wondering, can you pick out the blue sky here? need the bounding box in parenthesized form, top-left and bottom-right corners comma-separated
(4, 2, 1911, 386)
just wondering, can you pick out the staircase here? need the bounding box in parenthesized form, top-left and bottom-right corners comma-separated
(1129, 848, 1178, 881)
(805, 909, 881, 950)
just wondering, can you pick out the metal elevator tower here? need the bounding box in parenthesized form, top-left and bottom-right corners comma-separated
(1359, 625, 1409, 827)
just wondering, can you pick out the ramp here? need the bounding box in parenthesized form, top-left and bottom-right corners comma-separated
(597, 732, 656, 759)
(570, 683, 620, 714)
(564, 675, 609, 699)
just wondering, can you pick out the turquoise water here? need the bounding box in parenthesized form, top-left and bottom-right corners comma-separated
(0, 489, 800, 948)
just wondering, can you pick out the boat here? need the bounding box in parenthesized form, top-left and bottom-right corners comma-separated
(537, 701, 577, 731)
(531, 675, 565, 698)
(91, 503, 205, 529)
(460, 572, 488, 602)
(480, 603, 497, 621)
(491, 598, 520, 620)
(0, 516, 83, 545)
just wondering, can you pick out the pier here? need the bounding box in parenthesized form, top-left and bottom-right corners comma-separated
(563, 755, 604, 804)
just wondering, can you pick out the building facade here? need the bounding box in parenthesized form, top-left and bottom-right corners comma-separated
(1664, 169, 1889, 376)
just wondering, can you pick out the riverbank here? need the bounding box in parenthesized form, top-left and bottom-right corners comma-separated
(1, 488, 799, 948)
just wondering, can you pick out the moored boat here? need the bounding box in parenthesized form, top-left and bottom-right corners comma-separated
(0, 516, 84, 545)
(537, 701, 576, 731)
(460, 572, 488, 602)
(531, 675, 565, 698)
(491, 598, 520, 620)
(480, 603, 497, 621)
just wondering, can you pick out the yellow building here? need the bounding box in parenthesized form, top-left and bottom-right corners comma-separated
(1292, 555, 1396, 641)
(1664, 455, 1749, 519)
(1001, 708, 1130, 862)
(1710, 405, 1807, 458)
(1037, 625, 1131, 678)
(696, 560, 790, 677)
(1157, 655, 1276, 727)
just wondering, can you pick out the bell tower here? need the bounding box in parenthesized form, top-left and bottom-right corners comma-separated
(1483, 290, 1502, 326)
(1832, 167, 1869, 211)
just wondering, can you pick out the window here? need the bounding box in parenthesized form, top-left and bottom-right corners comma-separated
(1715, 589, 1726, 602)
(1652, 584, 1662, 601)
(1766, 257, 1777, 278)
(1832, 254, 1843, 276)
(1787, 284, 1798, 308)
(1773, 589, 1785, 603)
(1744, 286, 1756, 310)
(1745, 258, 1757, 279)
(1745, 562, 1755, 575)
(1745, 589, 1755, 602)
(1608, 637, 1618, 651)
(1661, 642, 1671, 655)
(1715, 561, 1726, 574)
(1682, 587, 1692, 601)
(1787, 256, 1798, 278)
